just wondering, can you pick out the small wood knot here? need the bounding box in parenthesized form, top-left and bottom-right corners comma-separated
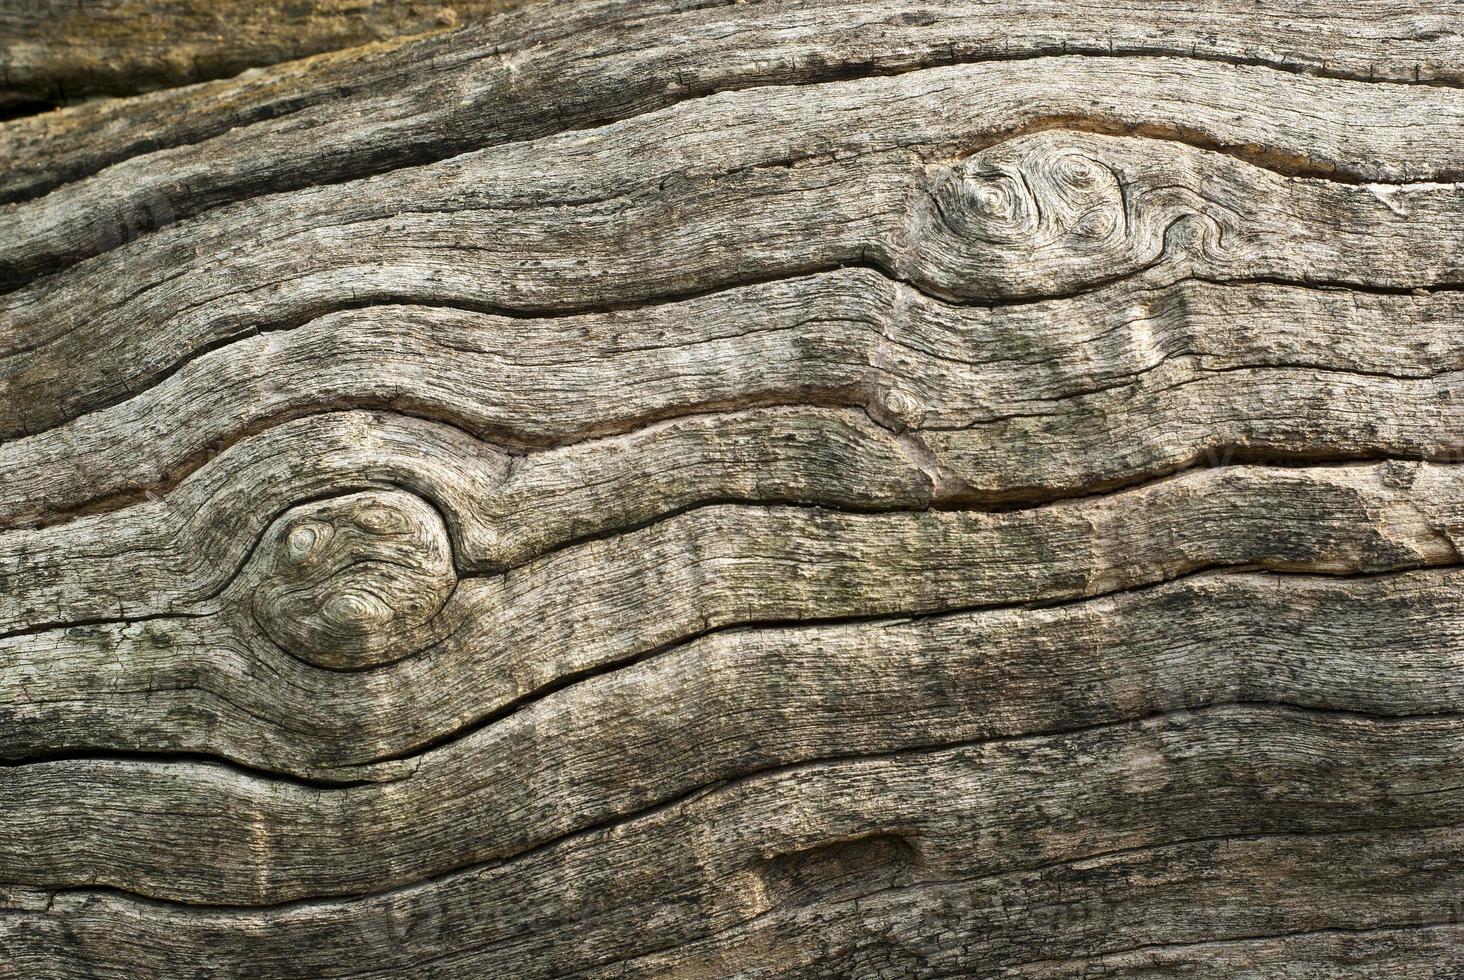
(935, 169, 1037, 244)
(880, 387, 925, 427)
(1072, 207, 1119, 240)
(901, 132, 1201, 300)
(926, 142, 1123, 250)
(249, 490, 457, 669)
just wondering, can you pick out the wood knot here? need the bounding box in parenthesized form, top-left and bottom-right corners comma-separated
(901, 132, 1198, 300)
(877, 387, 926, 428)
(928, 142, 1123, 249)
(249, 490, 456, 669)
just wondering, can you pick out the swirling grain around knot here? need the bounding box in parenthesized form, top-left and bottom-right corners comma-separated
(905, 131, 1246, 299)
(246, 490, 457, 669)
(927, 145, 1125, 248)
(8, 61, 1464, 450)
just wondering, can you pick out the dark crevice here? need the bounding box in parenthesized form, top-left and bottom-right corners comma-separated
(935, 445, 1464, 515)
(1, 259, 870, 365)
(9, 260, 1464, 461)
(0, 747, 385, 791)
(0, 609, 211, 643)
(4, 45, 1461, 293)
(924, 358, 1464, 432)
(926, 112, 1463, 186)
(9, 752, 1462, 911)
(339, 672, 1464, 785)
(8, 35, 1460, 212)
(1201, 273, 1464, 298)
(5, 564, 1463, 785)
(0, 0, 659, 201)
(0, 97, 64, 123)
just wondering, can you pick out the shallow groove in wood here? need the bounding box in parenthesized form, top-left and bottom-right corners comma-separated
(14, 264, 1464, 449)
(583, 827, 1464, 979)
(5, 53, 1462, 312)
(9, 555, 1464, 781)
(4, 98, 1452, 295)
(9, 454, 1464, 640)
(8, 550, 1464, 773)
(3, 703, 1460, 905)
(5, 3, 1458, 257)
(4, 697, 1459, 789)
(601, 862, 1464, 978)
(10, 258, 1464, 536)
(1005, 921, 1464, 975)
(5, 810, 1458, 975)
(8, 822, 1454, 920)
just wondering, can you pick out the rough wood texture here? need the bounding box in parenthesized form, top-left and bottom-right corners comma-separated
(3, 1, 1463, 976)
(0, 0, 524, 107)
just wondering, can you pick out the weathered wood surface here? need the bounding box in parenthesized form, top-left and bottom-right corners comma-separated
(3, 1, 1464, 976)
(0, 0, 523, 107)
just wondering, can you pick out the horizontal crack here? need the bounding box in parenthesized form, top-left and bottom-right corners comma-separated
(9, 733, 1462, 910)
(594, 826, 1464, 975)
(9, 262, 1463, 490)
(4, 47, 1459, 293)
(0, 747, 386, 791)
(5, 567, 1464, 785)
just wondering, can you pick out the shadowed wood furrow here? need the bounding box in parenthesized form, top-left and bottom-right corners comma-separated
(3, 703, 1462, 905)
(6, 831, 1460, 976)
(7, 269, 1464, 528)
(1, 755, 1461, 976)
(2, 561, 1462, 782)
(4, 833, 1461, 976)
(1, 465, 1461, 887)
(5, 547, 1458, 773)
(1007, 926, 1464, 979)
(2, 0, 1462, 252)
(4, 53, 1464, 297)
(4, 1, 1463, 975)
(7, 460, 1464, 649)
(6, 0, 1461, 111)
(1007, 925, 1464, 978)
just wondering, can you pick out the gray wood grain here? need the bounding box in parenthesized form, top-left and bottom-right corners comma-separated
(2, 767, 1460, 976)
(7, 268, 1464, 529)
(2, 0, 1461, 221)
(4, 49, 1464, 293)
(3, 0, 1463, 975)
